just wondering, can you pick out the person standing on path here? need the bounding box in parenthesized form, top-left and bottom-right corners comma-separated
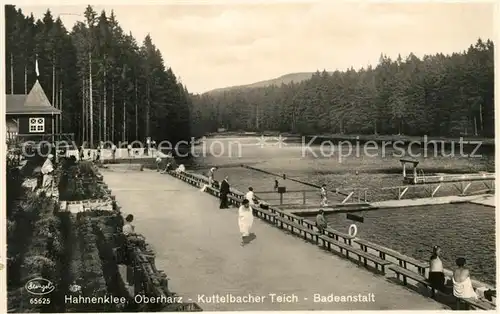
(219, 176, 230, 209)
(238, 199, 254, 246)
(208, 167, 217, 186)
(145, 137, 150, 156)
(95, 145, 101, 163)
(245, 187, 257, 205)
(320, 184, 328, 207)
(428, 245, 445, 298)
(127, 143, 133, 157)
(155, 154, 162, 171)
(78, 144, 85, 161)
(111, 143, 117, 161)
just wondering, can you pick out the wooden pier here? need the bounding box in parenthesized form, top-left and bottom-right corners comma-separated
(161, 169, 495, 310)
(242, 164, 494, 204)
(102, 169, 453, 310)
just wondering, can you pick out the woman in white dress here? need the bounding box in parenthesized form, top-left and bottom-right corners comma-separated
(245, 187, 256, 205)
(238, 199, 254, 246)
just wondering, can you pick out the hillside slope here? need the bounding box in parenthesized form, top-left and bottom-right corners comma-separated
(207, 72, 332, 94)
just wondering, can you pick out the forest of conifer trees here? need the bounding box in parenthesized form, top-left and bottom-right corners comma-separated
(6, 5, 495, 142)
(190, 39, 494, 139)
(5, 5, 192, 146)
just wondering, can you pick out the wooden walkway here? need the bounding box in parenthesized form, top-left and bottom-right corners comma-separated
(467, 194, 495, 207)
(102, 169, 447, 311)
(371, 194, 495, 209)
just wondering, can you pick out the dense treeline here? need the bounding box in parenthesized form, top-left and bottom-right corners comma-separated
(191, 39, 494, 138)
(5, 5, 192, 146)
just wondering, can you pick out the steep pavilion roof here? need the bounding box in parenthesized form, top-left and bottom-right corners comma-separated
(6, 80, 61, 115)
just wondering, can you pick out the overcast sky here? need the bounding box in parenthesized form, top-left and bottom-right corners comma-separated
(19, 1, 494, 93)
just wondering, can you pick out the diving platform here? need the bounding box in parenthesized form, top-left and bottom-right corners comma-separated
(400, 158, 495, 185)
(404, 172, 496, 184)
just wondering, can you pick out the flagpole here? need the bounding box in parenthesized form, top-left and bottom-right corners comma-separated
(35, 55, 39, 79)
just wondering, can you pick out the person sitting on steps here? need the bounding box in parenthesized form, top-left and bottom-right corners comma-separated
(122, 214, 146, 249)
(428, 245, 445, 298)
(315, 209, 328, 234)
(453, 257, 478, 309)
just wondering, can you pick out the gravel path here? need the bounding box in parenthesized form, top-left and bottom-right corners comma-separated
(102, 169, 448, 311)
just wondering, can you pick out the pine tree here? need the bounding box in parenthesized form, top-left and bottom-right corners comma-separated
(190, 39, 494, 138)
(5, 5, 192, 147)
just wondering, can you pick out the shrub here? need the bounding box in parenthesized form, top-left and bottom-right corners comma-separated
(75, 215, 115, 311)
(13, 193, 62, 313)
(58, 161, 107, 201)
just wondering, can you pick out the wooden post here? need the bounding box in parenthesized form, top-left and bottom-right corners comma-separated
(413, 165, 417, 184)
(402, 162, 406, 178)
(89, 51, 94, 148)
(280, 192, 283, 205)
(51, 114, 55, 143)
(103, 64, 107, 142)
(10, 53, 14, 94)
(60, 83, 63, 134)
(302, 191, 306, 205)
(123, 100, 126, 142)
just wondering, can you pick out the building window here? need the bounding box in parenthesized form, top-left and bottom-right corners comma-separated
(29, 117, 45, 133)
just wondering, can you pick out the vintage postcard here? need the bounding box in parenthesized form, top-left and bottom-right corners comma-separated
(3, 1, 496, 312)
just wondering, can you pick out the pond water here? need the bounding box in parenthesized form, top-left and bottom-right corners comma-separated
(316, 204, 495, 285)
(190, 136, 496, 285)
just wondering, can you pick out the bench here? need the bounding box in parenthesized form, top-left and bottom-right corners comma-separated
(173, 172, 198, 186)
(302, 219, 316, 230)
(325, 228, 353, 245)
(252, 206, 276, 223)
(388, 265, 432, 292)
(458, 297, 496, 310)
(228, 195, 242, 206)
(318, 235, 391, 273)
(274, 216, 318, 242)
(355, 238, 428, 275)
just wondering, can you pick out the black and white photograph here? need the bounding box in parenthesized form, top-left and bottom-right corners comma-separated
(3, 1, 497, 312)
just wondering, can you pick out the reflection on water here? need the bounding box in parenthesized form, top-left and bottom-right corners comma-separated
(318, 204, 495, 285)
(191, 137, 496, 285)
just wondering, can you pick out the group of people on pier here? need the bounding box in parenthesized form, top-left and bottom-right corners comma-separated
(206, 167, 257, 245)
(314, 211, 486, 303)
(428, 245, 493, 303)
